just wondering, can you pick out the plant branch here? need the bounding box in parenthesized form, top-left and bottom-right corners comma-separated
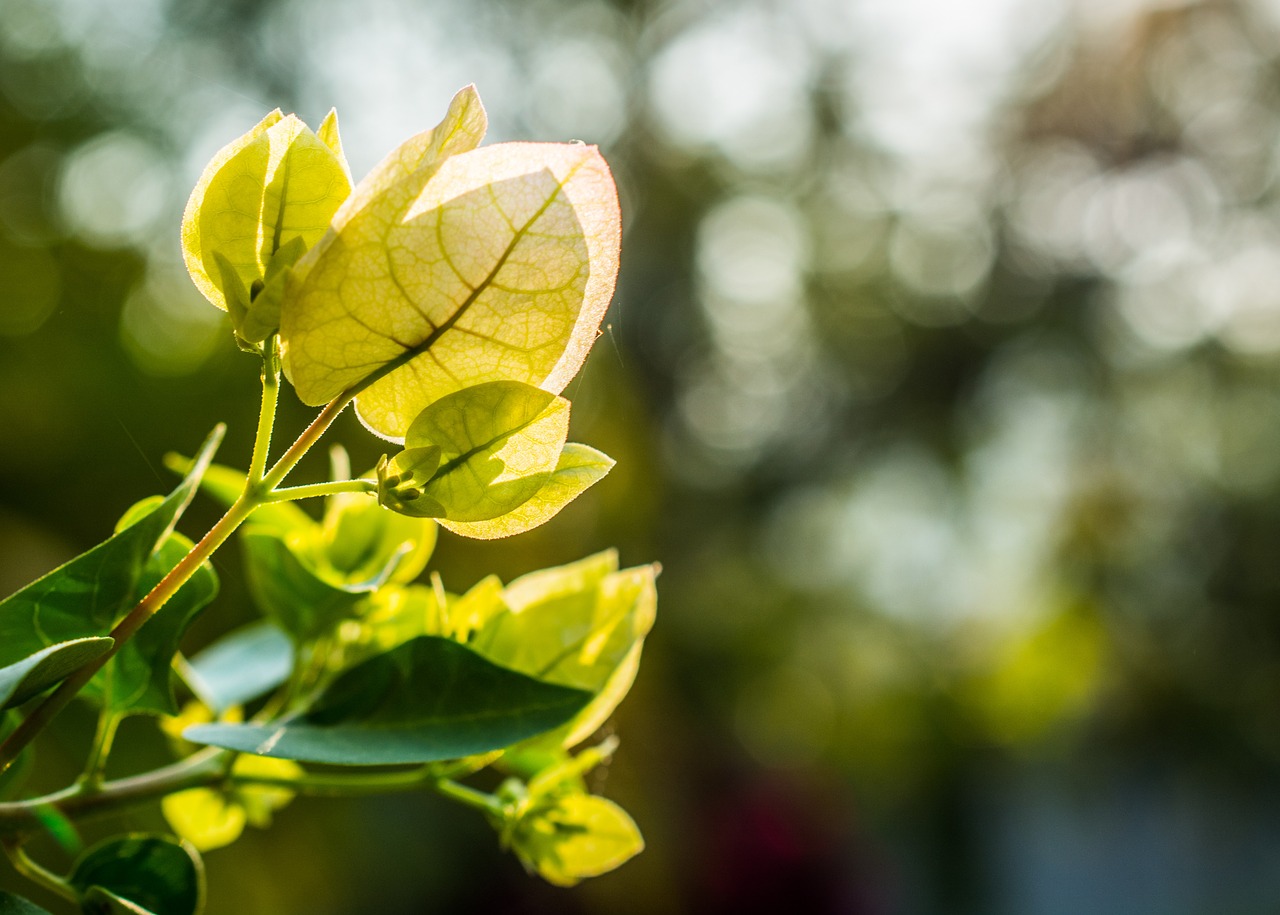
(263, 478, 376, 503)
(0, 749, 502, 837)
(0, 497, 256, 777)
(247, 336, 281, 486)
(0, 750, 228, 836)
(260, 391, 355, 492)
(2, 838, 77, 903)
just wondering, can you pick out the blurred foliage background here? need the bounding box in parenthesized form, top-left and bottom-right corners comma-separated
(3, 0, 1280, 911)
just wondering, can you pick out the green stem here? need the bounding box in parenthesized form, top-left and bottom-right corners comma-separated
(263, 478, 376, 503)
(2, 839, 78, 903)
(79, 711, 122, 789)
(0, 750, 228, 836)
(228, 770, 504, 816)
(433, 779, 506, 817)
(0, 751, 501, 837)
(260, 392, 355, 492)
(247, 337, 281, 486)
(231, 768, 432, 797)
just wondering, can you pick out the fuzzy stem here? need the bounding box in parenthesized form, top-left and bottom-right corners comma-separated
(263, 478, 376, 503)
(260, 392, 355, 492)
(247, 338, 281, 485)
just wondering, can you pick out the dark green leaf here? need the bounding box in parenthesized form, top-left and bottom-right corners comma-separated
(81, 534, 219, 717)
(0, 892, 53, 914)
(69, 835, 203, 915)
(241, 530, 372, 643)
(186, 621, 293, 713)
(0, 428, 222, 677)
(0, 638, 114, 710)
(184, 636, 591, 765)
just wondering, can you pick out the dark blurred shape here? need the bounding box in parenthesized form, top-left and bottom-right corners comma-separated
(694, 771, 887, 915)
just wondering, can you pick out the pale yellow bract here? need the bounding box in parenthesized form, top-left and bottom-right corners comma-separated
(182, 109, 352, 314)
(279, 86, 621, 441)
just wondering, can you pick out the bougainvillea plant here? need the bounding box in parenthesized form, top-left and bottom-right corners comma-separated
(0, 85, 654, 914)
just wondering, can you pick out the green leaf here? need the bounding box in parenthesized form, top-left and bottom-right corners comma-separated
(161, 789, 244, 855)
(472, 552, 657, 747)
(442, 574, 506, 643)
(183, 636, 592, 765)
(236, 235, 308, 345)
(0, 892, 53, 915)
(379, 381, 569, 522)
(509, 793, 643, 887)
(182, 109, 352, 324)
(314, 490, 435, 586)
(280, 87, 621, 439)
(80, 533, 219, 717)
(0, 427, 222, 683)
(241, 530, 372, 644)
(241, 488, 434, 644)
(185, 621, 293, 714)
(177, 456, 434, 646)
(0, 638, 114, 710)
(337, 584, 441, 667)
(69, 835, 204, 915)
(162, 756, 302, 852)
(441, 443, 615, 540)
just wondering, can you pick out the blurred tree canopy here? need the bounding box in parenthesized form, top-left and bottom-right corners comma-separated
(5, 0, 1280, 912)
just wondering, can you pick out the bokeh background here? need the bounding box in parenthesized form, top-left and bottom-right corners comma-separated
(4, 0, 1280, 911)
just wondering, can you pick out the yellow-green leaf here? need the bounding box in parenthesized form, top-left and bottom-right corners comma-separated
(162, 787, 245, 852)
(315, 108, 350, 180)
(162, 756, 302, 852)
(324, 84, 486, 242)
(471, 553, 657, 747)
(442, 575, 505, 643)
(441, 443, 614, 540)
(510, 794, 643, 887)
(182, 110, 352, 320)
(237, 235, 308, 344)
(182, 109, 282, 308)
(379, 381, 569, 522)
(280, 89, 620, 439)
(234, 755, 304, 828)
(280, 84, 486, 353)
(313, 489, 437, 586)
(338, 583, 442, 666)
